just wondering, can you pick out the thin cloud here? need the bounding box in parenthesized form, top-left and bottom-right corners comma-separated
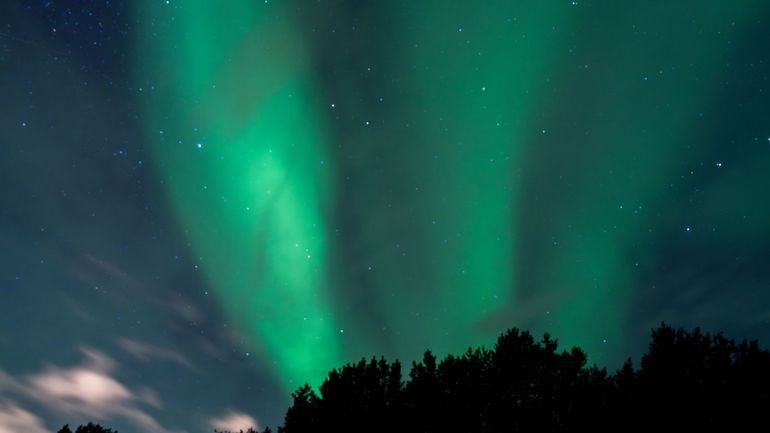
(30, 368, 132, 406)
(0, 401, 49, 433)
(0, 348, 185, 433)
(119, 338, 196, 371)
(209, 411, 260, 432)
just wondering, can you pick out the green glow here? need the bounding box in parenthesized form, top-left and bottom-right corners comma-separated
(395, 1, 573, 357)
(133, 1, 768, 393)
(532, 3, 761, 362)
(135, 2, 342, 389)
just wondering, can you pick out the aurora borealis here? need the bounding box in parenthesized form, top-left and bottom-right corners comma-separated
(2, 1, 770, 432)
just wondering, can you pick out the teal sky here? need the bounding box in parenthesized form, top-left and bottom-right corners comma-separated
(2, 1, 770, 432)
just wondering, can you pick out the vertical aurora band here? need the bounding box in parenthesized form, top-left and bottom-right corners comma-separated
(135, 1, 343, 389)
(396, 0, 573, 357)
(134, 0, 767, 392)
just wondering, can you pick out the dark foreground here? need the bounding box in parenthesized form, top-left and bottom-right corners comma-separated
(57, 324, 770, 433)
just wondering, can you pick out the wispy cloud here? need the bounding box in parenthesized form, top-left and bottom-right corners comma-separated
(82, 254, 145, 289)
(209, 411, 260, 432)
(0, 401, 49, 433)
(118, 338, 196, 371)
(0, 348, 185, 433)
(30, 368, 132, 407)
(472, 288, 575, 334)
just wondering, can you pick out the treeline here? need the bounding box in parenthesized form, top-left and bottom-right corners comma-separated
(56, 424, 116, 433)
(57, 324, 770, 433)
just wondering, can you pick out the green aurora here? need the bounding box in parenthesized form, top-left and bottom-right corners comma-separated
(134, 0, 770, 391)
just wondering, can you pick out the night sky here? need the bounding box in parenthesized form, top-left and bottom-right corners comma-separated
(2, 1, 770, 432)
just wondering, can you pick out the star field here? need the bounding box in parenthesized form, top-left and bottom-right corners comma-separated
(2, 1, 770, 432)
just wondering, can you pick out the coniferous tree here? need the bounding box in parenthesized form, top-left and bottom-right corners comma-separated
(53, 324, 770, 433)
(56, 423, 116, 433)
(278, 324, 770, 433)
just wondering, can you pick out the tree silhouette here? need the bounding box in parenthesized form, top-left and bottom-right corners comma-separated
(57, 423, 116, 433)
(213, 429, 262, 433)
(278, 324, 770, 433)
(279, 357, 403, 433)
(629, 324, 770, 432)
(50, 324, 770, 433)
